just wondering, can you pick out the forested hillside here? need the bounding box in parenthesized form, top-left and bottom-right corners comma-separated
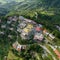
(0, 0, 60, 15)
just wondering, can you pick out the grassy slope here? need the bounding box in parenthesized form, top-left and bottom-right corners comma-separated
(7, 51, 24, 60)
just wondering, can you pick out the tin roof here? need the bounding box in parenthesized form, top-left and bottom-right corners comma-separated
(35, 26, 42, 31)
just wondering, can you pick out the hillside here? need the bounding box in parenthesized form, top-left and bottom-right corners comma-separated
(0, 0, 60, 16)
(0, 7, 9, 16)
(0, 0, 60, 60)
(8, 0, 60, 13)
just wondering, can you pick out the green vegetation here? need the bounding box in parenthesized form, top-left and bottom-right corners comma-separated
(0, 11, 60, 59)
(0, 0, 60, 60)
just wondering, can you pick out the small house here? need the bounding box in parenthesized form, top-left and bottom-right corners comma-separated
(43, 29, 49, 36)
(1, 25, 6, 28)
(34, 33, 44, 42)
(35, 26, 42, 32)
(24, 19, 32, 23)
(49, 34, 55, 40)
(18, 22, 27, 29)
(12, 18, 17, 22)
(24, 18, 37, 25)
(0, 31, 4, 35)
(8, 35, 12, 39)
(7, 20, 12, 24)
(16, 44, 22, 51)
(9, 28, 14, 31)
(19, 16, 24, 20)
(17, 28, 22, 33)
(12, 41, 26, 51)
(12, 41, 22, 51)
(8, 17, 12, 20)
(38, 24, 43, 28)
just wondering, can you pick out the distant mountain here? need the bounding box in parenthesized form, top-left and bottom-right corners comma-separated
(14, 0, 60, 10)
(0, 0, 25, 16)
(0, 6, 9, 16)
(8, 0, 60, 16)
(0, 0, 60, 16)
(0, 1, 17, 16)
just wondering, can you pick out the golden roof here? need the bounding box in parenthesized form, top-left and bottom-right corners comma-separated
(23, 28, 29, 33)
(23, 24, 33, 33)
(27, 24, 33, 29)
